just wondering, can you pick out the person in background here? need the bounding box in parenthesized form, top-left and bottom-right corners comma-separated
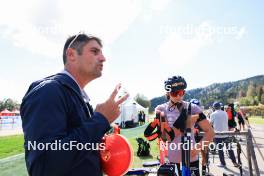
(236, 105, 245, 131)
(210, 102, 239, 168)
(142, 111, 146, 124)
(226, 103, 237, 131)
(138, 111, 143, 126)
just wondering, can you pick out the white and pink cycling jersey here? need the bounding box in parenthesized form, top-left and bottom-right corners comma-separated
(156, 100, 202, 163)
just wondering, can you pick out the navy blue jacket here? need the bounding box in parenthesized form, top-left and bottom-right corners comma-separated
(20, 73, 110, 176)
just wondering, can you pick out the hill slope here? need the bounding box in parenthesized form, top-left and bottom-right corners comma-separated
(150, 75, 264, 111)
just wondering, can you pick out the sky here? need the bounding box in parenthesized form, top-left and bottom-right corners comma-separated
(0, 0, 263, 106)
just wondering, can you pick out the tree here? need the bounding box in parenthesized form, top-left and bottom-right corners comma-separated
(247, 84, 257, 97)
(4, 98, 16, 111)
(261, 94, 264, 105)
(253, 96, 259, 105)
(238, 90, 246, 98)
(239, 97, 250, 106)
(257, 86, 263, 102)
(134, 94, 151, 108)
(0, 100, 5, 111)
(0, 98, 20, 111)
(246, 96, 259, 106)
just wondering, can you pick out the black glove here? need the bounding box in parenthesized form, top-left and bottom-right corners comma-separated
(144, 111, 162, 141)
(173, 108, 187, 132)
(155, 111, 161, 120)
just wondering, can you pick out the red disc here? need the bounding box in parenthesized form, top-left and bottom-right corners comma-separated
(100, 134, 133, 176)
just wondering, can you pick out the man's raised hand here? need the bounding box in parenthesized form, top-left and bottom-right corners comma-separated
(95, 84, 129, 123)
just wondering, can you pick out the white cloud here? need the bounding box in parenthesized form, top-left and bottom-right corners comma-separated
(0, 0, 36, 26)
(0, 0, 143, 58)
(58, 0, 142, 43)
(0, 0, 175, 59)
(158, 21, 218, 68)
(150, 0, 172, 11)
(140, 0, 172, 22)
(235, 26, 246, 40)
(158, 33, 210, 68)
(0, 0, 145, 102)
(0, 78, 30, 102)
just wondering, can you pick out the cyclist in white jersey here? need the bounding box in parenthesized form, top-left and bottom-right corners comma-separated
(156, 76, 214, 176)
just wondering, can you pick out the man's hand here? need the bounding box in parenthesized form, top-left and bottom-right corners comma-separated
(95, 84, 129, 123)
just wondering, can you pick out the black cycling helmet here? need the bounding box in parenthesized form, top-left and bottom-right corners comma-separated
(164, 76, 187, 92)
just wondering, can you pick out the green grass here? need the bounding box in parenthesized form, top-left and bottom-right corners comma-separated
(120, 124, 148, 138)
(120, 124, 159, 168)
(128, 135, 159, 168)
(248, 116, 264, 125)
(119, 115, 160, 168)
(0, 135, 24, 159)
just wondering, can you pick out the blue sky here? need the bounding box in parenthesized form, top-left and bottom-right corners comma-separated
(0, 0, 263, 105)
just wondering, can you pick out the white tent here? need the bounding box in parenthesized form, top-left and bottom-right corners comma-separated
(113, 97, 148, 128)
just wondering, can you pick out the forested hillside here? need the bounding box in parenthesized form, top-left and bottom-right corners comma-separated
(150, 75, 264, 111)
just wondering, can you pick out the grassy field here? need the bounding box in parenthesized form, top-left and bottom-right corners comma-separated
(121, 124, 159, 168)
(248, 116, 264, 125)
(0, 135, 24, 159)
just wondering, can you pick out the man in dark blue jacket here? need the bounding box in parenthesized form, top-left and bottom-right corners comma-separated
(20, 33, 129, 176)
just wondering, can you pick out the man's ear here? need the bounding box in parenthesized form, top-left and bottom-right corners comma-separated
(66, 48, 76, 62)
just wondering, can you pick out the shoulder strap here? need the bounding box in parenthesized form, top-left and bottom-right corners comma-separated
(185, 102, 192, 129)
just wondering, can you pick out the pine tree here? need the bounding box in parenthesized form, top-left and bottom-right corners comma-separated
(247, 84, 257, 97)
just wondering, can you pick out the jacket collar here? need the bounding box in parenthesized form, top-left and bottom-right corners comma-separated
(47, 73, 83, 98)
(59, 70, 90, 103)
(50, 73, 92, 118)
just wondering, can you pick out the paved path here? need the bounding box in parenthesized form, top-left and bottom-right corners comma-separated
(206, 124, 264, 176)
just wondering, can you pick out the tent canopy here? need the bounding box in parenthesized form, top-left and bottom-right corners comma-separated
(0, 109, 16, 116)
(113, 97, 148, 126)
